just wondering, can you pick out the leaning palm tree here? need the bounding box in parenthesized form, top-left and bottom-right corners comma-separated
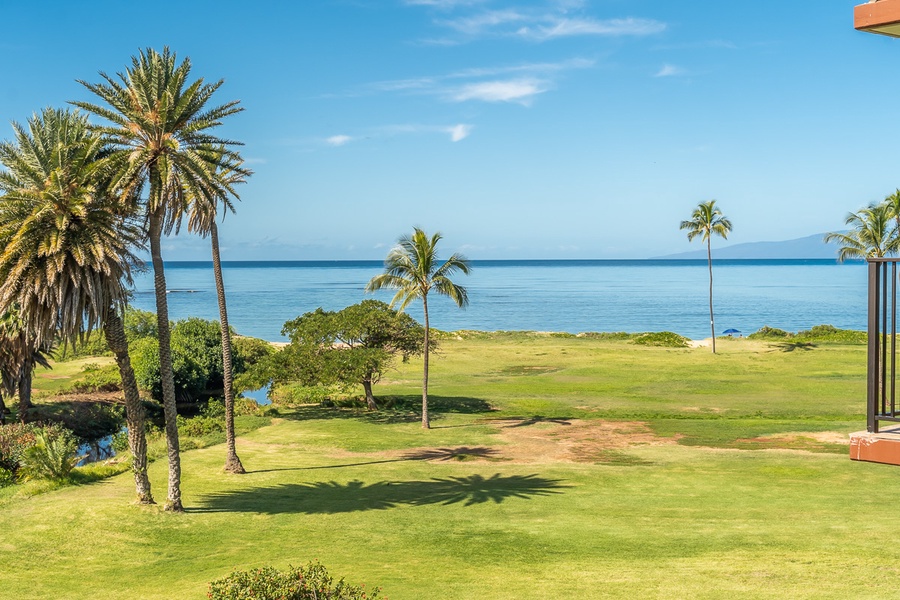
(825, 202, 897, 262)
(186, 148, 251, 474)
(366, 228, 471, 428)
(882, 190, 900, 245)
(0, 107, 154, 502)
(680, 200, 733, 354)
(75, 47, 244, 511)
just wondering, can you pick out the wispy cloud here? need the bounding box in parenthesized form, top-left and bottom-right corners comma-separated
(451, 78, 549, 104)
(326, 135, 354, 146)
(447, 124, 473, 141)
(410, 1, 667, 43)
(361, 58, 591, 106)
(519, 17, 666, 41)
(324, 124, 472, 148)
(654, 64, 684, 78)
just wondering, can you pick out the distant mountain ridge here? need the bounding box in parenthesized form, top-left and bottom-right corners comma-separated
(656, 233, 839, 260)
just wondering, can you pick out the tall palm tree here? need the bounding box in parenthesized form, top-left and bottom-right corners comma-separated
(75, 48, 244, 511)
(680, 200, 733, 354)
(882, 190, 900, 244)
(0, 108, 154, 502)
(825, 202, 896, 262)
(366, 228, 471, 428)
(187, 149, 251, 474)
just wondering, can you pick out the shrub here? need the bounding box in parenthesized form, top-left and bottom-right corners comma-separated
(54, 330, 110, 361)
(177, 414, 224, 438)
(796, 324, 867, 344)
(0, 422, 41, 474)
(207, 562, 380, 600)
(748, 326, 792, 340)
(111, 430, 130, 454)
(0, 466, 14, 487)
(578, 332, 635, 340)
(632, 331, 689, 348)
(235, 398, 262, 416)
(61, 363, 122, 393)
(20, 427, 81, 481)
(272, 384, 335, 405)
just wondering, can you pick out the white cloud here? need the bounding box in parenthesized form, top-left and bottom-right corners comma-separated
(521, 17, 666, 40)
(326, 135, 353, 146)
(654, 64, 684, 77)
(441, 9, 528, 35)
(451, 78, 549, 104)
(405, 0, 484, 7)
(447, 124, 473, 141)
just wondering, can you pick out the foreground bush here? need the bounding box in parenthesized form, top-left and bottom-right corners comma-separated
(207, 562, 381, 600)
(20, 427, 81, 481)
(632, 331, 689, 347)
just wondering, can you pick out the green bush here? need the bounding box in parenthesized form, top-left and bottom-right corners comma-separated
(748, 326, 792, 340)
(62, 363, 122, 393)
(272, 384, 335, 405)
(235, 397, 263, 416)
(578, 331, 635, 340)
(0, 422, 41, 474)
(111, 430, 130, 454)
(177, 414, 224, 438)
(632, 331, 690, 348)
(20, 427, 81, 481)
(796, 324, 867, 344)
(55, 330, 110, 361)
(207, 562, 380, 600)
(0, 466, 15, 487)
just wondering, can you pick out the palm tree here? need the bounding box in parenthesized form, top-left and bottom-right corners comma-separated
(0, 108, 154, 502)
(824, 202, 896, 262)
(882, 190, 900, 245)
(75, 48, 244, 511)
(0, 307, 52, 422)
(680, 200, 733, 354)
(366, 228, 471, 428)
(187, 149, 251, 474)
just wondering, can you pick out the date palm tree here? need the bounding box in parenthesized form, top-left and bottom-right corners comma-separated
(882, 190, 900, 246)
(75, 48, 244, 511)
(0, 307, 51, 422)
(680, 200, 733, 354)
(0, 108, 154, 502)
(187, 149, 251, 474)
(825, 202, 896, 262)
(366, 228, 470, 428)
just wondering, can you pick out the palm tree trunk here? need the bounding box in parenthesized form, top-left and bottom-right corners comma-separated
(0, 392, 6, 424)
(211, 222, 245, 474)
(148, 210, 184, 512)
(708, 237, 716, 354)
(422, 295, 430, 429)
(17, 358, 33, 422)
(104, 310, 154, 504)
(362, 378, 378, 411)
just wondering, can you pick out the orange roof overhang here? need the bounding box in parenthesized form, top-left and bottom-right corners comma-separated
(856, 0, 900, 37)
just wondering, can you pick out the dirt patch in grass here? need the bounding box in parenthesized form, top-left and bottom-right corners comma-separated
(489, 419, 678, 464)
(732, 431, 849, 453)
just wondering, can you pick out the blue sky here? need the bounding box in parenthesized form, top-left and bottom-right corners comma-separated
(0, 0, 897, 259)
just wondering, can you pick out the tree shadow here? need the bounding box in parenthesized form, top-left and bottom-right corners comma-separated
(772, 341, 816, 353)
(280, 395, 494, 425)
(193, 473, 569, 514)
(497, 416, 573, 428)
(249, 446, 500, 474)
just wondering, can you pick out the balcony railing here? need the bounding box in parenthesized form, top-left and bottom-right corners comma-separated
(867, 258, 900, 432)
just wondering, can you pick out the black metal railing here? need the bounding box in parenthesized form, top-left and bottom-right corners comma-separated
(868, 258, 900, 433)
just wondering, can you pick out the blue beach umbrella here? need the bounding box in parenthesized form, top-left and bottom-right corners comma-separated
(722, 328, 741, 335)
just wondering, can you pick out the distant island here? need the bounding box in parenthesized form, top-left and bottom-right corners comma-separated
(656, 233, 840, 260)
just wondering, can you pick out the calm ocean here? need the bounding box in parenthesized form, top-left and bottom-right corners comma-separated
(128, 259, 867, 342)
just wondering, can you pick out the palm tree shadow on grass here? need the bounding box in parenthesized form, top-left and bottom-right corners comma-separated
(249, 446, 501, 474)
(192, 473, 569, 514)
(281, 395, 494, 425)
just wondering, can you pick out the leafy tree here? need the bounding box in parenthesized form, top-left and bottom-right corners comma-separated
(0, 108, 153, 501)
(825, 202, 896, 262)
(76, 47, 244, 511)
(124, 307, 158, 341)
(680, 200, 732, 354)
(281, 300, 425, 410)
(366, 228, 470, 428)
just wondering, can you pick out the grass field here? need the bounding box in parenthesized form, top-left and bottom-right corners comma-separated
(1, 335, 892, 599)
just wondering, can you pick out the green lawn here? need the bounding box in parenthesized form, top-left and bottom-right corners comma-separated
(1, 335, 889, 599)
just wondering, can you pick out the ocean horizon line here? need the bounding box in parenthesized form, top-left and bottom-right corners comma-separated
(156, 258, 854, 268)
